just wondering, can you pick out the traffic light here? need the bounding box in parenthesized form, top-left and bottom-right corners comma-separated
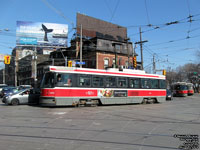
(163, 69, 166, 76)
(133, 56, 137, 68)
(4, 55, 11, 64)
(68, 61, 72, 67)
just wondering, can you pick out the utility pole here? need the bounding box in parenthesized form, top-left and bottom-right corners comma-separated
(34, 46, 37, 88)
(80, 24, 83, 68)
(125, 38, 130, 68)
(14, 59, 17, 87)
(135, 27, 148, 70)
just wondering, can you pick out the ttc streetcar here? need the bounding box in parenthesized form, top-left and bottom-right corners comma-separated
(171, 82, 188, 97)
(39, 66, 166, 106)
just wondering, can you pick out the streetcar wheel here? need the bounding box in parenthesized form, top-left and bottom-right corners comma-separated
(152, 98, 158, 104)
(141, 99, 147, 104)
(11, 99, 19, 106)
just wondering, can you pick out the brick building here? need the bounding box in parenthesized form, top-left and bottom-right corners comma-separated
(50, 13, 137, 70)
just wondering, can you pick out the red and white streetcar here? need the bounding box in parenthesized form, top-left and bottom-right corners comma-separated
(39, 66, 166, 106)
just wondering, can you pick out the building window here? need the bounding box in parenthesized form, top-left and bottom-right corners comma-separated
(115, 44, 121, 50)
(104, 58, 109, 69)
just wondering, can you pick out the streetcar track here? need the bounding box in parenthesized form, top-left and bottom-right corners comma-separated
(0, 133, 179, 149)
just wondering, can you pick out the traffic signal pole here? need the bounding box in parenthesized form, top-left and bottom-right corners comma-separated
(3, 68, 5, 84)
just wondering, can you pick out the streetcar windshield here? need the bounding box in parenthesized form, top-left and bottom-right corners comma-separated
(41, 72, 55, 88)
(187, 84, 193, 90)
(41, 72, 73, 88)
(175, 85, 188, 90)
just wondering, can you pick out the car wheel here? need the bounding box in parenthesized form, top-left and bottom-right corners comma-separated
(11, 99, 19, 106)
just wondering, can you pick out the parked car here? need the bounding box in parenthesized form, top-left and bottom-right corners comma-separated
(3, 88, 31, 105)
(0, 84, 8, 92)
(18, 85, 32, 90)
(0, 87, 18, 98)
(166, 89, 173, 100)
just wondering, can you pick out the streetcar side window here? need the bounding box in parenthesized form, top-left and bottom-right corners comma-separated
(151, 79, 159, 89)
(105, 76, 117, 88)
(78, 75, 91, 87)
(129, 78, 140, 88)
(159, 80, 166, 89)
(117, 77, 128, 88)
(56, 73, 73, 87)
(92, 76, 104, 87)
(141, 79, 150, 89)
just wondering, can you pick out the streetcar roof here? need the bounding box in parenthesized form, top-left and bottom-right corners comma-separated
(47, 66, 166, 79)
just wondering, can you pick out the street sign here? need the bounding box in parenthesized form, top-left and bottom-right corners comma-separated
(76, 62, 85, 65)
(193, 72, 197, 75)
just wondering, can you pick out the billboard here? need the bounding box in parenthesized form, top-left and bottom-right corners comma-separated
(0, 54, 6, 61)
(76, 13, 127, 42)
(16, 21, 68, 47)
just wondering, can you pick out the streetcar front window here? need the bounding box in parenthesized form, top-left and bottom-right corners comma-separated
(180, 85, 188, 90)
(41, 72, 55, 88)
(151, 79, 159, 89)
(159, 80, 166, 89)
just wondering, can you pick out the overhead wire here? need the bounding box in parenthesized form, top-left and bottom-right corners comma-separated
(128, 13, 200, 37)
(109, 0, 120, 22)
(41, 0, 75, 34)
(144, 0, 151, 27)
(104, 0, 114, 17)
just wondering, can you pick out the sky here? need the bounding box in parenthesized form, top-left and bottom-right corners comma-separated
(0, 0, 200, 73)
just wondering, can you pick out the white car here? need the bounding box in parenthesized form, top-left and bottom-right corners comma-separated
(3, 88, 30, 105)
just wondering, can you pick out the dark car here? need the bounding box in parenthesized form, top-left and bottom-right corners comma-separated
(166, 89, 173, 100)
(0, 87, 18, 98)
(28, 88, 40, 105)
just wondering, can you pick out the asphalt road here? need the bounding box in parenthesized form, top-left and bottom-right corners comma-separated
(0, 95, 199, 150)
